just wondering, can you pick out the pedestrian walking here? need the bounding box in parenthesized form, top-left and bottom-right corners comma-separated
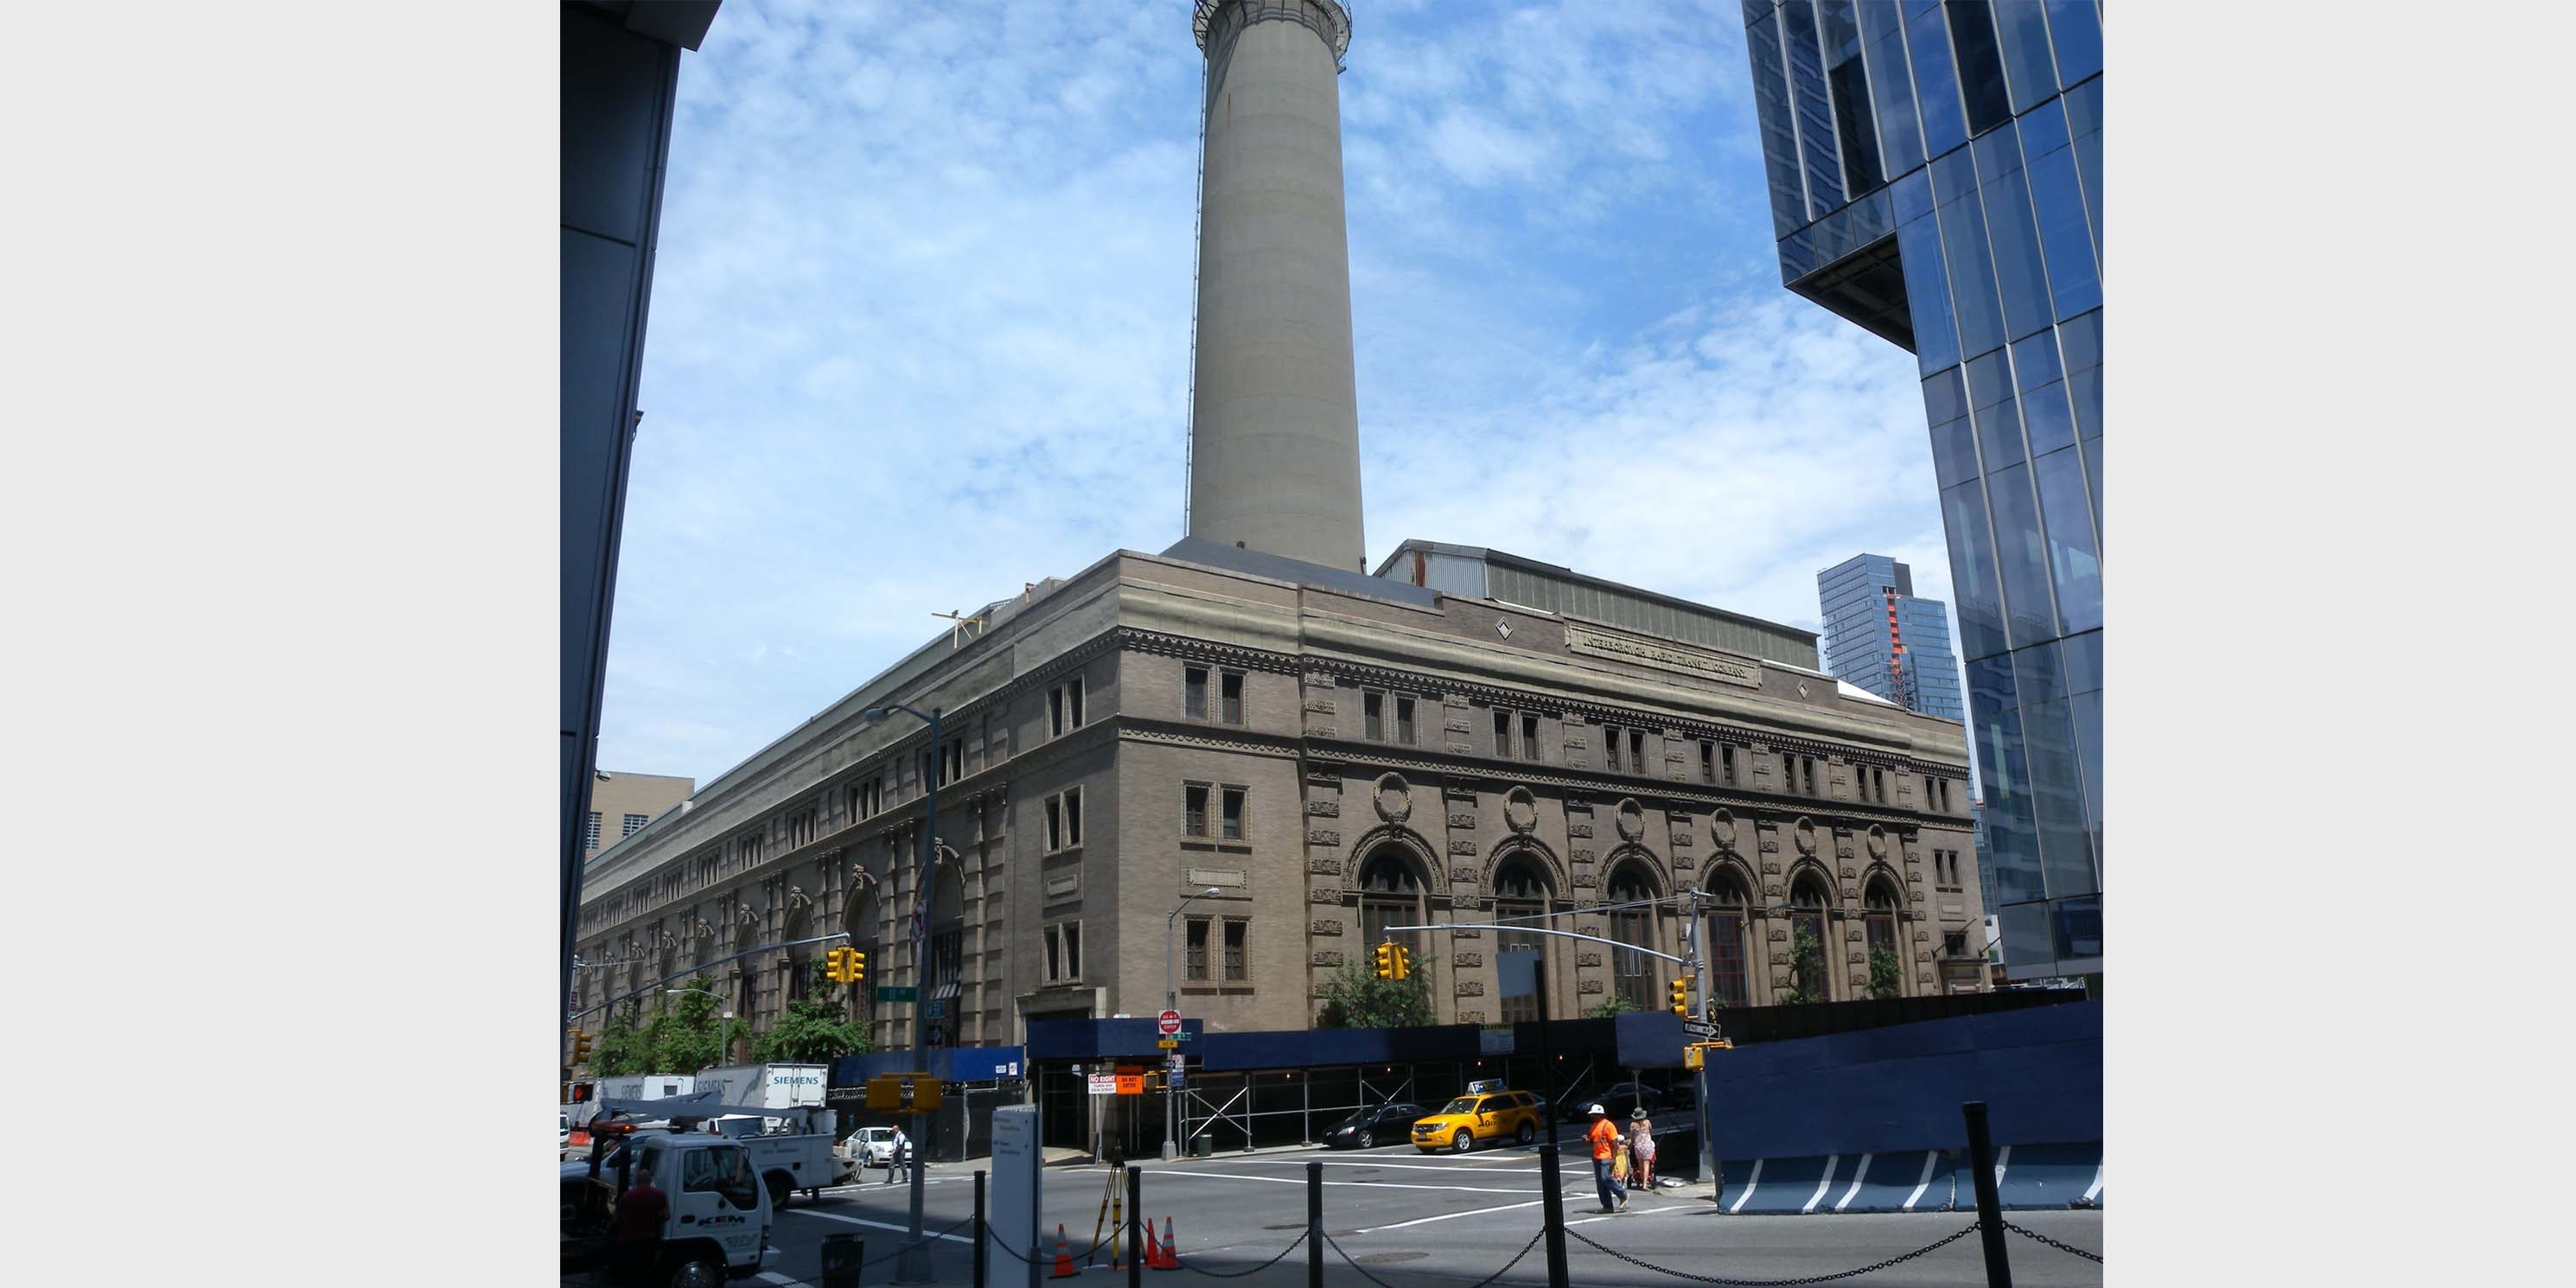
(1585, 1104, 1629, 1213)
(1629, 1108, 1658, 1191)
(883, 1127, 909, 1184)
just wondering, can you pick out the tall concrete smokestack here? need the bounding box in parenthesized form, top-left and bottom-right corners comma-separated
(1186, 0, 1365, 572)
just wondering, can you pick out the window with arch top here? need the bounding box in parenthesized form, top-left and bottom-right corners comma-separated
(1704, 870, 1751, 1008)
(1491, 855, 1553, 1023)
(1606, 864, 1661, 1011)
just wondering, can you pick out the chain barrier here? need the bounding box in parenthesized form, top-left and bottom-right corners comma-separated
(1320, 1226, 1545, 1288)
(845, 1215, 978, 1270)
(1169, 1227, 1308, 1278)
(1562, 1221, 1980, 1286)
(2004, 1221, 2103, 1264)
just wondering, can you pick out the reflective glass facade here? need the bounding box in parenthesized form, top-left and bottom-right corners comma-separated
(1744, 0, 2101, 981)
(1817, 553, 1964, 722)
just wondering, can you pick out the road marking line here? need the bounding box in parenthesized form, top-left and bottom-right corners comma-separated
(1903, 1153, 1937, 1212)
(1250, 1159, 1542, 1175)
(1834, 1153, 1871, 1212)
(755, 1273, 812, 1288)
(786, 1208, 977, 1245)
(1352, 1197, 1548, 1234)
(2083, 1163, 2103, 1202)
(1802, 1155, 1840, 1213)
(1152, 1169, 1540, 1195)
(1728, 1157, 1763, 1214)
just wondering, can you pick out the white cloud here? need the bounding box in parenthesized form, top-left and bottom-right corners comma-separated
(597, 1, 1945, 781)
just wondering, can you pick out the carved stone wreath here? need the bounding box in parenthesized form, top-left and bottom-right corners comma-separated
(1504, 786, 1539, 835)
(1614, 798, 1646, 843)
(1793, 817, 1818, 856)
(1865, 827, 1888, 861)
(1710, 809, 1737, 851)
(1373, 773, 1412, 825)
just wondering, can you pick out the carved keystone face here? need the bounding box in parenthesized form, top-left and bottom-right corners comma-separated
(1504, 787, 1538, 834)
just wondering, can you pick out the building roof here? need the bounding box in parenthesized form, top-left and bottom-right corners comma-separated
(1370, 538, 1819, 668)
(1161, 535, 1440, 607)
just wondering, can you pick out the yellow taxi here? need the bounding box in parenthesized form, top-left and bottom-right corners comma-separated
(1411, 1087, 1545, 1153)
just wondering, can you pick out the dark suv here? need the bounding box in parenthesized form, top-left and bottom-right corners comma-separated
(1322, 1102, 1430, 1149)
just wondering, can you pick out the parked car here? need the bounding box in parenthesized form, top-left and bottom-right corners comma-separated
(835, 1126, 898, 1177)
(1322, 1102, 1430, 1149)
(1412, 1090, 1545, 1153)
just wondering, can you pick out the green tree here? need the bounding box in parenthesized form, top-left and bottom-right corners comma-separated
(653, 976, 730, 1071)
(1583, 995, 1640, 1019)
(753, 997, 875, 1063)
(590, 1014, 649, 1077)
(1776, 927, 1830, 1005)
(1315, 960, 1435, 1029)
(1866, 947, 1904, 1000)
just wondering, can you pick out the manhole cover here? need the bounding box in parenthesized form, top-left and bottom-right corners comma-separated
(1361, 1253, 1430, 1265)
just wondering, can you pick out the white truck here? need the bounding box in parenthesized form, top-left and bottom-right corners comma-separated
(578, 1095, 845, 1208)
(560, 1130, 772, 1286)
(692, 1063, 827, 1130)
(603, 1072, 699, 1102)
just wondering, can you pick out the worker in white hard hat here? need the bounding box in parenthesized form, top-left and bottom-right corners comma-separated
(1585, 1103, 1628, 1213)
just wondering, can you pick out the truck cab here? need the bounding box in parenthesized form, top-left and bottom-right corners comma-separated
(562, 1131, 771, 1286)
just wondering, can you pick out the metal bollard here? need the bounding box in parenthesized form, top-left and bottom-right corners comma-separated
(1962, 1101, 2012, 1288)
(1125, 1164, 1144, 1288)
(1538, 1143, 1570, 1288)
(819, 1232, 864, 1288)
(973, 1169, 988, 1288)
(1306, 1159, 1323, 1288)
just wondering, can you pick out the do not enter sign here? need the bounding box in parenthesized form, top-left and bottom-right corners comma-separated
(1157, 1009, 1182, 1036)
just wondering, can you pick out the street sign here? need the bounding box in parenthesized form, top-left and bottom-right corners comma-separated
(1113, 1074, 1145, 1095)
(876, 985, 918, 1003)
(925, 1000, 948, 1019)
(1087, 1074, 1118, 1096)
(1157, 1009, 1182, 1036)
(1157, 1037, 1180, 1049)
(1681, 1020, 1718, 1041)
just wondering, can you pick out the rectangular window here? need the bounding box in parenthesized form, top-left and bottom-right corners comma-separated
(2034, 446, 2102, 634)
(1185, 666, 1208, 719)
(1045, 925, 1063, 983)
(1932, 150, 2007, 361)
(1045, 796, 1063, 851)
(623, 813, 649, 838)
(1065, 789, 1081, 847)
(1049, 677, 1086, 739)
(1221, 673, 1243, 724)
(1804, 757, 1820, 797)
(1608, 727, 1624, 773)
(1984, 462, 2060, 648)
(1943, 931, 1969, 959)
(1988, 0, 2059, 113)
(1397, 696, 1416, 746)
(1222, 921, 1247, 982)
(1942, 476, 2011, 661)
(1857, 0, 1923, 177)
(1904, 3, 1967, 158)
(1700, 741, 1716, 785)
(1747, 9, 1810, 237)
(1221, 787, 1246, 841)
(1820, 0, 1882, 194)
(1047, 922, 1082, 984)
(1630, 730, 1648, 776)
(1973, 124, 2054, 342)
(1048, 687, 1063, 738)
(1044, 788, 1081, 851)
(1944, 1, 2012, 136)
(1874, 768, 1888, 803)
(2025, 145, 2101, 321)
(1365, 691, 1385, 741)
(584, 813, 602, 851)
(1895, 199, 1960, 378)
(1522, 715, 1541, 762)
(1069, 677, 1085, 727)
(1064, 922, 1081, 979)
(1781, 751, 1796, 791)
(1185, 919, 1208, 981)
(1184, 783, 1209, 838)
(2043, 0, 2101, 88)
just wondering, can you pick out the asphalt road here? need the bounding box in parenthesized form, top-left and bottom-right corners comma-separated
(593, 1132, 2104, 1288)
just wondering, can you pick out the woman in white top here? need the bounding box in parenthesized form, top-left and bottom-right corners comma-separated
(1628, 1109, 1657, 1190)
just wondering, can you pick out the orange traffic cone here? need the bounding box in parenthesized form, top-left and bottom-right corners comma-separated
(1142, 1219, 1160, 1271)
(1051, 1224, 1076, 1278)
(1152, 1217, 1180, 1270)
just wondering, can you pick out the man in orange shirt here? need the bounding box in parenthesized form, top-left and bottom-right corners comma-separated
(1585, 1104, 1628, 1213)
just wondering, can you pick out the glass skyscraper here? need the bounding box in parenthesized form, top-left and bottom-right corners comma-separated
(1817, 553, 1964, 722)
(1741, 1, 2101, 983)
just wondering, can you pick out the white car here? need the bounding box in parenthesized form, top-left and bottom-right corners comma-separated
(835, 1126, 898, 1178)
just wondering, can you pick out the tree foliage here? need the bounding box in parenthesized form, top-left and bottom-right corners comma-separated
(753, 997, 874, 1063)
(1316, 960, 1435, 1029)
(1776, 927, 1830, 1005)
(1583, 995, 1640, 1019)
(1866, 947, 1904, 1000)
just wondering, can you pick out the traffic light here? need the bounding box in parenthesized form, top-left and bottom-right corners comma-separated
(570, 1030, 593, 1066)
(1374, 940, 1395, 980)
(1669, 978, 1690, 1017)
(1390, 944, 1411, 981)
(850, 948, 867, 985)
(826, 946, 860, 985)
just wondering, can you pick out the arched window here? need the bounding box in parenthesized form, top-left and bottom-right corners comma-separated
(1606, 864, 1661, 1012)
(1703, 870, 1752, 1009)
(843, 885, 878, 1024)
(1359, 850, 1427, 959)
(1491, 856, 1553, 1023)
(1864, 880, 1903, 999)
(1788, 873, 1834, 1003)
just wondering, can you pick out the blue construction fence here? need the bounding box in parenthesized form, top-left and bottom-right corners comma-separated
(1699, 1000, 2102, 1213)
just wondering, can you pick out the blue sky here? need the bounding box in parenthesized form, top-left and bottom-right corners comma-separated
(601, 0, 1951, 782)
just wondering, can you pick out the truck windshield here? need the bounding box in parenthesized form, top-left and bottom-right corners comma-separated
(682, 1146, 760, 1210)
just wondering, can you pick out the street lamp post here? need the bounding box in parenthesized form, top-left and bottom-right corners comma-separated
(1163, 886, 1221, 1160)
(864, 703, 940, 1284)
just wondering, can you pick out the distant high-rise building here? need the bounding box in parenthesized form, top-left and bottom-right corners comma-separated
(1818, 553, 1963, 722)
(1739, 1, 2101, 986)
